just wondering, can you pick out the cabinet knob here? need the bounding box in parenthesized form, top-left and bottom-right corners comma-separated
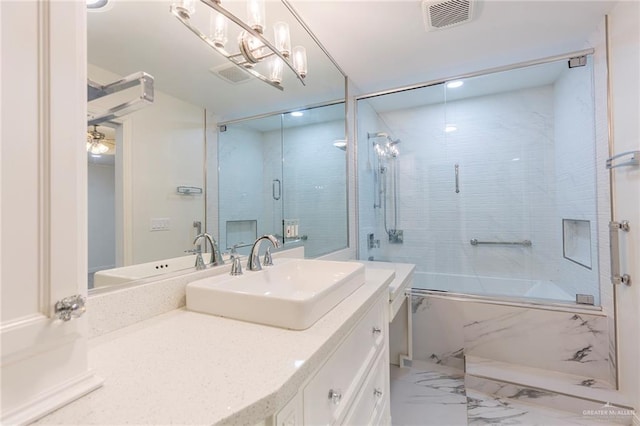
(372, 326, 382, 335)
(328, 389, 342, 405)
(54, 295, 86, 321)
(374, 388, 383, 398)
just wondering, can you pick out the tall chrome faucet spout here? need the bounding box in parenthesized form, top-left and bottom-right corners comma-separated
(248, 234, 282, 271)
(193, 233, 224, 268)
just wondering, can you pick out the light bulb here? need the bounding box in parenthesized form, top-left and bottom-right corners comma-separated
(270, 57, 284, 84)
(87, 141, 109, 155)
(273, 22, 291, 57)
(292, 46, 307, 78)
(246, 0, 265, 33)
(209, 10, 228, 48)
(171, 0, 195, 19)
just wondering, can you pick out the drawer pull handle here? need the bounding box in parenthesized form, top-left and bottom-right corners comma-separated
(328, 389, 342, 405)
(374, 388, 383, 398)
(372, 326, 382, 335)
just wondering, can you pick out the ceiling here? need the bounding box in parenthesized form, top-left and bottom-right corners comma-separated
(88, 0, 616, 122)
(289, 0, 615, 96)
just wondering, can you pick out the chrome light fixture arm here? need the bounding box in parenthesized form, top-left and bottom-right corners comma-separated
(170, 0, 307, 91)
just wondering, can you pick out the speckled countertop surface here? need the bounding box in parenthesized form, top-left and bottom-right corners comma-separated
(35, 268, 394, 425)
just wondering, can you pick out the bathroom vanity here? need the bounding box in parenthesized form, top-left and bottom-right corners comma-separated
(34, 258, 396, 425)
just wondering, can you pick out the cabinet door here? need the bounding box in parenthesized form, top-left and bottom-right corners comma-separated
(1, 1, 101, 423)
(275, 392, 303, 426)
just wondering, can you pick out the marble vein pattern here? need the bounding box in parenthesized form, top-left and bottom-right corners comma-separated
(412, 296, 465, 369)
(462, 303, 610, 381)
(390, 361, 623, 426)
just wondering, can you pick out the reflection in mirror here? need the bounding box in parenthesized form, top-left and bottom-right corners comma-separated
(87, 1, 347, 291)
(219, 102, 348, 258)
(357, 55, 599, 305)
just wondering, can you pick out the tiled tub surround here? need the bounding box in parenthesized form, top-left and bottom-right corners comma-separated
(358, 74, 600, 305)
(412, 294, 614, 385)
(36, 267, 394, 425)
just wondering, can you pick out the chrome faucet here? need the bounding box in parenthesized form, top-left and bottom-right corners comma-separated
(247, 234, 282, 271)
(193, 233, 224, 269)
(229, 245, 243, 276)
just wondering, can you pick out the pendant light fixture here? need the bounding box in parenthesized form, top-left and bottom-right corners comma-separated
(86, 125, 109, 155)
(170, 0, 308, 91)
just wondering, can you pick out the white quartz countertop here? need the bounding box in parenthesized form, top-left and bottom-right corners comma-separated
(36, 267, 394, 425)
(354, 260, 415, 302)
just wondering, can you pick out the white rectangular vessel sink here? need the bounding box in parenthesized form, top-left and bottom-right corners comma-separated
(186, 259, 366, 330)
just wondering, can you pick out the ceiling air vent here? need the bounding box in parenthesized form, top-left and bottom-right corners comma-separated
(423, 0, 475, 31)
(210, 64, 252, 85)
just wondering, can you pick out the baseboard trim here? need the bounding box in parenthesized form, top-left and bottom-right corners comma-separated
(1, 371, 103, 425)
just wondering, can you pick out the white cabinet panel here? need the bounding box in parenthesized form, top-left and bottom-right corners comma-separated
(0, 1, 102, 423)
(302, 296, 386, 425)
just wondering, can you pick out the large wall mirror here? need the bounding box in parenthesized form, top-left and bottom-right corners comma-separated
(87, 0, 346, 292)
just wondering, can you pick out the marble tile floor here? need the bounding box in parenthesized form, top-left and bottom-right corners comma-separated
(390, 360, 620, 426)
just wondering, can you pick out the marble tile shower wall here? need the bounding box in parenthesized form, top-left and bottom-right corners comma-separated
(219, 120, 346, 258)
(412, 295, 614, 385)
(362, 86, 561, 284)
(264, 120, 348, 258)
(218, 126, 268, 252)
(553, 60, 600, 303)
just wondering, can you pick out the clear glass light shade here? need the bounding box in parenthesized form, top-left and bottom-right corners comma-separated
(209, 10, 228, 48)
(292, 46, 307, 78)
(172, 0, 195, 18)
(246, 0, 266, 33)
(86, 141, 109, 155)
(270, 57, 284, 84)
(273, 22, 291, 57)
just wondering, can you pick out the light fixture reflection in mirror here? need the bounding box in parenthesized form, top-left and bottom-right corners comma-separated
(170, 0, 308, 90)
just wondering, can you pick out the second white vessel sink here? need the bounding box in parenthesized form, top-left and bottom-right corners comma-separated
(186, 258, 366, 330)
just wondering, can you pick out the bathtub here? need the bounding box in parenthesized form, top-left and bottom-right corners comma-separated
(413, 271, 574, 303)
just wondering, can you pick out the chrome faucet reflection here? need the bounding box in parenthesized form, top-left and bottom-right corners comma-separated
(247, 234, 282, 271)
(192, 233, 225, 270)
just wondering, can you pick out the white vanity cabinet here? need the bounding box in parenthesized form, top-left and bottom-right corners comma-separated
(273, 293, 390, 426)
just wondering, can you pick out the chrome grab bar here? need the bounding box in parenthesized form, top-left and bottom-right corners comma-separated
(470, 239, 532, 247)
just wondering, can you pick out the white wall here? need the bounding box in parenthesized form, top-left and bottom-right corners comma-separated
(88, 64, 206, 266)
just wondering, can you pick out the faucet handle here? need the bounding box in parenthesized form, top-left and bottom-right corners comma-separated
(263, 247, 274, 267)
(230, 248, 243, 276)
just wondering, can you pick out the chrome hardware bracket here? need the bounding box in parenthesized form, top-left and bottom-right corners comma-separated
(328, 389, 342, 405)
(610, 220, 632, 286)
(470, 239, 532, 247)
(54, 295, 86, 321)
(606, 150, 640, 169)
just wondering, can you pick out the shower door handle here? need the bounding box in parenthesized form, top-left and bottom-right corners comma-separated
(272, 179, 281, 201)
(455, 164, 460, 193)
(610, 220, 631, 286)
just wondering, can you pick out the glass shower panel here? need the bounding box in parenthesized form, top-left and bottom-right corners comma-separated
(357, 83, 447, 265)
(282, 103, 348, 258)
(357, 56, 599, 306)
(218, 114, 283, 256)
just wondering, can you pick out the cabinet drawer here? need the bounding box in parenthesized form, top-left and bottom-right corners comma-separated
(341, 349, 387, 426)
(303, 297, 385, 425)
